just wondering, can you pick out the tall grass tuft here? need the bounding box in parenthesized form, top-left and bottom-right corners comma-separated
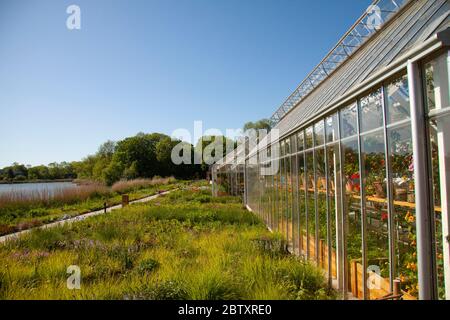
(112, 176, 176, 194)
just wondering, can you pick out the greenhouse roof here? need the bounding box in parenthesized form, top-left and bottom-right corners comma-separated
(270, 0, 409, 125)
(273, 0, 449, 138)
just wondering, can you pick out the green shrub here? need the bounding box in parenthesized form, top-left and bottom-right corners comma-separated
(188, 272, 242, 300)
(132, 280, 188, 300)
(138, 258, 160, 274)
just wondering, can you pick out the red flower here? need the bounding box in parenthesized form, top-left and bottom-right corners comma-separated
(381, 212, 388, 221)
(350, 173, 360, 180)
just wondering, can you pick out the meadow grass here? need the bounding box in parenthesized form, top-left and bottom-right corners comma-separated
(0, 178, 182, 236)
(0, 187, 335, 300)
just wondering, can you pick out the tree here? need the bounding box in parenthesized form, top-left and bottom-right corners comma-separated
(2, 131, 213, 185)
(97, 140, 116, 159)
(156, 137, 178, 177)
(195, 135, 236, 173)
(28, 165, 50, 180)
(243, 118, 272, 133)
(102, 160, 124, 185)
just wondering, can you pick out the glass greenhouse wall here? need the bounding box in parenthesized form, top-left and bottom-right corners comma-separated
(213, 50, 450, 300)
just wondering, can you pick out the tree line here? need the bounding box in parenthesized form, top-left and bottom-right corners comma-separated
(1, 120, 271, 185)
(0, 132, 231, 185)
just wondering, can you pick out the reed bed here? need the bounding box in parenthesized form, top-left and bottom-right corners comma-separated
(0, 184, 111, 211)
(112, 176, 176, 194)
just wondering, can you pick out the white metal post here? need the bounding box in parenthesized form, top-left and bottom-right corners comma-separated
(408, 59, 436, 300)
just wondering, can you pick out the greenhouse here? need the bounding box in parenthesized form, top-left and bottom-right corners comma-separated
(212, 0, 450, 300)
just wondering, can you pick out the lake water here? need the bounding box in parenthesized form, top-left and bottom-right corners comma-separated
(0, 182, 77, 196)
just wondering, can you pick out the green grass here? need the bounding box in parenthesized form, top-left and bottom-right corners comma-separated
(0, 186, 335, 300)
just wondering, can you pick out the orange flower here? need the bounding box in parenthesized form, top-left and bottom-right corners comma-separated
(405, 212, 411, 222)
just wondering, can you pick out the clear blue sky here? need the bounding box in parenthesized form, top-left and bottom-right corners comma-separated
(0, 0, 370, 167)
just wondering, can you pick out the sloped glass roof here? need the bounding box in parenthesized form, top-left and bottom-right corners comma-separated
(270, 0, 409, 124)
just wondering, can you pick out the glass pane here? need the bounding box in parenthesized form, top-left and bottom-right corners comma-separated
(360, 88, 383, 133)
(425, 54, 450, 112)
(265, 169, 269, 225)
(306, 127, 314, 149)
(306, 151, 316, 259)
(280, 140, 285, 157)
(362, 130, 390, 299)
(297, 131, 305, 152)
(298, 152, 306, 256)
(314, 120, 325, 146)
(292, 154, 299, 253)
(340, 103, 358, 138)
(342, 138, 362, 298)
(285, 138, 291, 155)
(315, 147, 328, 269)
(274, 159, 280, 232)
(271, 163, 276, 231)
(386, 74, 410, 124)
(286, 156, 293, 248)
(388, 124, 418, 299)
(429, 116, 449, 300)
(280, 157, 286, 235)
(327, 144, 340, 279)
(326, 113, 339, 142)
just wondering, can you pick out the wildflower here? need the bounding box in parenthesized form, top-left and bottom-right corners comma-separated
(34, 251, 50, 259)
(409, 160, 414, 172)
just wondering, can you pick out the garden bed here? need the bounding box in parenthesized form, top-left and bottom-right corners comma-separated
(0, 186, 335, 300)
